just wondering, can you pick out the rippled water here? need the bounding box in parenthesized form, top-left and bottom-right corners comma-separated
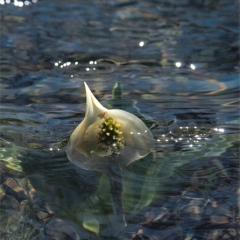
(0, 0, 239, 239)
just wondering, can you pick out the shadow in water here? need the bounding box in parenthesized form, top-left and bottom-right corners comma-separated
(18, 147, 130, 239)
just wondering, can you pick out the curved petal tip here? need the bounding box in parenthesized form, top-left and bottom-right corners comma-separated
(84, 82, 107, 119)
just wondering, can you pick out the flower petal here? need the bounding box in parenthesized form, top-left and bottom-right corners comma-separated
(84, 82, 108, 126)
(66, 83, 154, 172)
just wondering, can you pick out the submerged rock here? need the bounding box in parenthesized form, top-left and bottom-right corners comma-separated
(0, 165, 82, 240)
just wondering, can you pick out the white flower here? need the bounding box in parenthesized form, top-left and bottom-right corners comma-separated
(66, 82, 154, 172)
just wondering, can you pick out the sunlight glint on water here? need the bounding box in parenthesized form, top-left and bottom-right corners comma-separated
(0, 0, 239, 239)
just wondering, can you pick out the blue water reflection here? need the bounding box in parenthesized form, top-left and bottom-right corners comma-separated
(0, 0, 239, 239)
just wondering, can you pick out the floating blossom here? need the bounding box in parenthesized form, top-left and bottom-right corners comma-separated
(66, 82, 154, 173)
(66, 82, 154, 233)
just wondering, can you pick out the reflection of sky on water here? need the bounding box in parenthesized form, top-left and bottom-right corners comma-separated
(0, 0, 239, 238)
(54, 59, 199, 75)
(0, 0, 38, 7)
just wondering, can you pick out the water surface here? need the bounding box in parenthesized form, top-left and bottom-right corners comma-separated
(0, 0, 239, 239)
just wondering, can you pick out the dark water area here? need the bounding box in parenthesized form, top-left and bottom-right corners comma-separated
(0, 0, 239, 239)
